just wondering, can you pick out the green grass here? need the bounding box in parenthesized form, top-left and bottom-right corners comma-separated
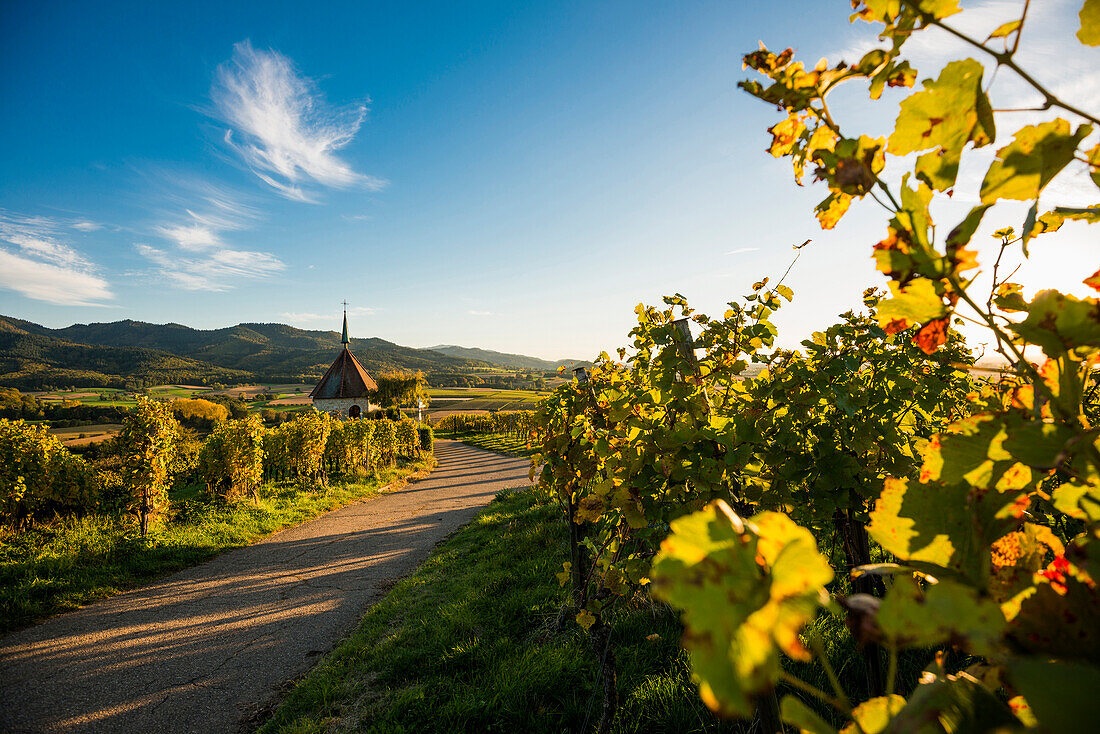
(0, 458, 432, 634)
(438, 430, 537, 457)
(259, 487, 740, 734)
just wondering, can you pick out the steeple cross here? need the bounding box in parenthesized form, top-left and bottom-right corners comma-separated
(341, 301, 350, 345)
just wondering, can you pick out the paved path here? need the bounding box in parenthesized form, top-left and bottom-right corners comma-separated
(0, 440, 530, 734)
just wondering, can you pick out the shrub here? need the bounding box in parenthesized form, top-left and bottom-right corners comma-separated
(197, 415, 266, 501)
(417, 426, 433, 454)
(116, 397, 181, 536)
(395, 419, 419, 457)
(0, 419, 99, 524)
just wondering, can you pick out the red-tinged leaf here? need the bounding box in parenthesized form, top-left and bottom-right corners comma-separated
(883, 318, 909, 335)
(1086, 269, 1100, 291)
(914, 317, 949, 354)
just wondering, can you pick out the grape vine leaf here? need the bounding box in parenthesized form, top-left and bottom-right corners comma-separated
(877, 278, 946, 333)
(888, 59, 993, 192)
(816, 192, 853, 230)
(1051, 481, 1100, 522)
(1026, 205, 1100, 244)
(993, 283, 1028, 312)
(886, 673, 1019, 732)
(1080, 0, 1100, 45)
(986, 19, 1021, 41)
(1005, 572, 1100, 661)
(651, 503, 833, 717)
(980, 120, 1094, 203)
(1010, 289, 1100, 357)
(868, 477, 994, 581)
(780, 696, 837, 734)
(1010, 658, 1100, 734)
(843, 694, 905, 734)
(876, 578, 1006, 657)
(576, 608, 596, 631)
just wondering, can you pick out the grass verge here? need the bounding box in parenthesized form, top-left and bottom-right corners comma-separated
(259, 487, 740, 734)
(437, 430, 537, 458)
(0, 457, 434, 635)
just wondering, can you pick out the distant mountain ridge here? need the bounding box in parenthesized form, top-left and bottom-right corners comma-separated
(0, 315, 494, 389)
(424, 344, 590, 371)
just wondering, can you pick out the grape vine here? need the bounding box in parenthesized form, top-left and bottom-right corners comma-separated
(533, 2, 1100, 731)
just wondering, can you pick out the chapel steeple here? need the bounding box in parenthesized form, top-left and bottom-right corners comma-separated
(341, 300, 349, 345)
(309, 303, 378, 418)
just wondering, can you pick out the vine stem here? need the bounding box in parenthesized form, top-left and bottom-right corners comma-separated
(778, 673, 847, 715)
(921, 11, 1100, 127)
(949, 273, 1100, 473)
(1011, 0, 1031, 55)
(886, 640, 898, 697)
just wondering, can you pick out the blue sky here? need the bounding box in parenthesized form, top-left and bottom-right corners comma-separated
(1, 1, 1096, 360)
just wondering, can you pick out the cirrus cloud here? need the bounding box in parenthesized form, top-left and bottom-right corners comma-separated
(136, 242, 284, 291)
(210, 40, 385, 202)
(0, 212, 114, 306)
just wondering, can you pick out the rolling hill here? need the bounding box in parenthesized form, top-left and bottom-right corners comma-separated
(423, 345, 589, 371)
(0, 315, 494, 389)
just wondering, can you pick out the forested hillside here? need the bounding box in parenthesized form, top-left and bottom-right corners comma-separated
(0, 315, 492, 389)
(423, 344, 588, 371)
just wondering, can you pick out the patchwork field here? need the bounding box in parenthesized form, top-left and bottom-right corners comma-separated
(21, 385, 548, 430)
(46, 423, 124, 446)
(425, 387, 548, 415)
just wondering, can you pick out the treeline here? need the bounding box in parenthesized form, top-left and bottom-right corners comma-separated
(428, 373, 550, 389)
(1, 400, 432, 533)
(0, 389, 261, 432)
(0, 329, 251, 390)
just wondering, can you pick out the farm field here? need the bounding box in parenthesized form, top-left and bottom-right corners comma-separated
(426, 387, 549, 414)
(438, 429, 536, 457)
(46, 423, 124, 447)
(27, 383, 316, 412)
(25, 384, 548, 417)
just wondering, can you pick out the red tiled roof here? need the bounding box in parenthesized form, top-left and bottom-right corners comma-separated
(309, 346, 379, 399)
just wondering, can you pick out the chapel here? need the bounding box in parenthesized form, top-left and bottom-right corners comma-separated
(309, 310, 379, 418)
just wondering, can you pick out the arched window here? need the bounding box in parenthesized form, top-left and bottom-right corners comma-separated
(348, 404, 361, 418)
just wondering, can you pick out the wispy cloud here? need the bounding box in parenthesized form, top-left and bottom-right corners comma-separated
(154, 222, 223, 251)
(136, 242, 284, 291)
(134, 174, 285, 290)
(210, 40, 384, 202)
(467, 310, 493, 316)
(725, 247, 759, 255)
(0, 212, 113, 305)
(280, 306, 378, 325)
(71, 221, 102, 232)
